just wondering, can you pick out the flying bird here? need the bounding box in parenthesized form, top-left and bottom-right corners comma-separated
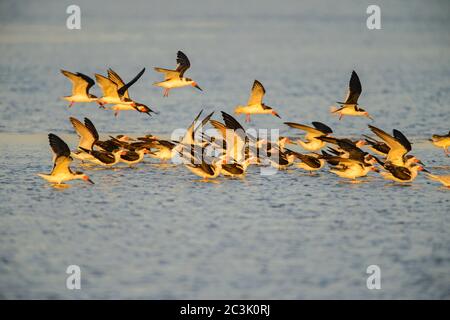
(368, 125, 421, 167)
(330, 70, 373, 120)
(38, 134, 94, 185)
(61, 70, 99, 108)
(234, 80, 281, 122)
(154, 51, 202, 97)
(69, 117, 99, 162)
(284, 121, 333, 151)
(95, 68, 145, 106)
(106, 68, 156, 117)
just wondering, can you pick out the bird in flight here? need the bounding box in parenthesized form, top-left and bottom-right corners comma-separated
(153, 51, 202, 97)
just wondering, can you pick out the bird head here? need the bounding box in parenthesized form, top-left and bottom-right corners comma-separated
(82, 175, 95, 184)
(363, 112, 374, 121)
(271, 111, 281, 118)
(191, 81, 202, 91)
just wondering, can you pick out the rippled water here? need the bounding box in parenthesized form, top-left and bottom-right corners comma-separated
(0, 0, 449, 299)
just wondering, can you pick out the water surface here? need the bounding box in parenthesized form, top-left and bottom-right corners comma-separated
(0, 0, 449, 299)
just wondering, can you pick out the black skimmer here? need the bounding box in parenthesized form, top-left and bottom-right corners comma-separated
(430, 131, 450, 156)
(185, 160, 223, 180)
(234, 80, 281, 122)
(154, 51, 202, 97)
(38, 134, 94, 185)
(79, 147, 125, 166)
(284, 121, 333, 151)
(61, 70, 98, 108)
(106, 68, 156, 117)
(426, 173, 450, 187)
(331, 70, 373, 120)
(380, 162, 427, 183)
(368, 125, 421, 167)
(180, 149, 223, 180)
(119, 147, 151, 166)
(95, 68, 145, 107)
(69, 117, 99, 161)
(329, 159, 378, 180)
(321, 151, 379, 180)
(285, 149, 325, 174)
(221, 157, 257, 178)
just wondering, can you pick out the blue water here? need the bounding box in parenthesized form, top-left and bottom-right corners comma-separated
(0, 0, 449, 299)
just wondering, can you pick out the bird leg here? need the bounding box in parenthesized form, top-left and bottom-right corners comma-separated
(163, 88, 170, 97)
(245, 114, 251, 122)
(445, 148, 449, 157)
(68, 101, 74, 108)
(339, 113, 343, 120)
(114, 111, 119, 118)
(97, 101, 105, 109)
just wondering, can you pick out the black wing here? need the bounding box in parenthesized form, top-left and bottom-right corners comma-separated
(76, 72, 95, 94)
(117, 68, 145, 97)
(84, 118, 99, 142)
(285, 149, 322, 168)
(393, 129, 412, 152)
(48, 133, 71, 157)
(222, 163, 244, 175)
(91, 150, 115, 164)
(96, 140, 120, 152)
(176, 51, 191, 77)
(158, 140, 176, 149)
(312, 121, 333, 134)
(121, 151, 139, 161)
(385, 162, 412, 181)
(344, 70, 362, 105)
(200, 161, 215, 176)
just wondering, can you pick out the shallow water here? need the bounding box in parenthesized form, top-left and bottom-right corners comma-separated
(0, 0, 449, 299)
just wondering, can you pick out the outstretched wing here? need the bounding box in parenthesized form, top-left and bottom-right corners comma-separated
(154, 67, 180, 80)
(342, 70, 362, 105)
(48, 133, 72, 175)
(95, 74, 120, 99)
(61, 70, 95, 96)
(49, 133, 71, 158)
(70, 117, 97, 150)
(107, 68, 127, 98)
(175, 51, 191, 78)
(312, 121, 333, 134)
(284, 122, 326, 141)
(247, 80, 265, 106)
(393, 129, 412, 152)
(369, 125, 408, 163)
(117, 68, 145, 98)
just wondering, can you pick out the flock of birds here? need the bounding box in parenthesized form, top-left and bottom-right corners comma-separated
(38, 51, 450, 188)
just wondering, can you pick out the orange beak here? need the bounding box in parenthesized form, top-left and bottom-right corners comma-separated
(192, 82, 202, 91)
(83, 175, 95, 184)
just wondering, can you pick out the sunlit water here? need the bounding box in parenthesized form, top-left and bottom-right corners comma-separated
(0, 0, 449, 299)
